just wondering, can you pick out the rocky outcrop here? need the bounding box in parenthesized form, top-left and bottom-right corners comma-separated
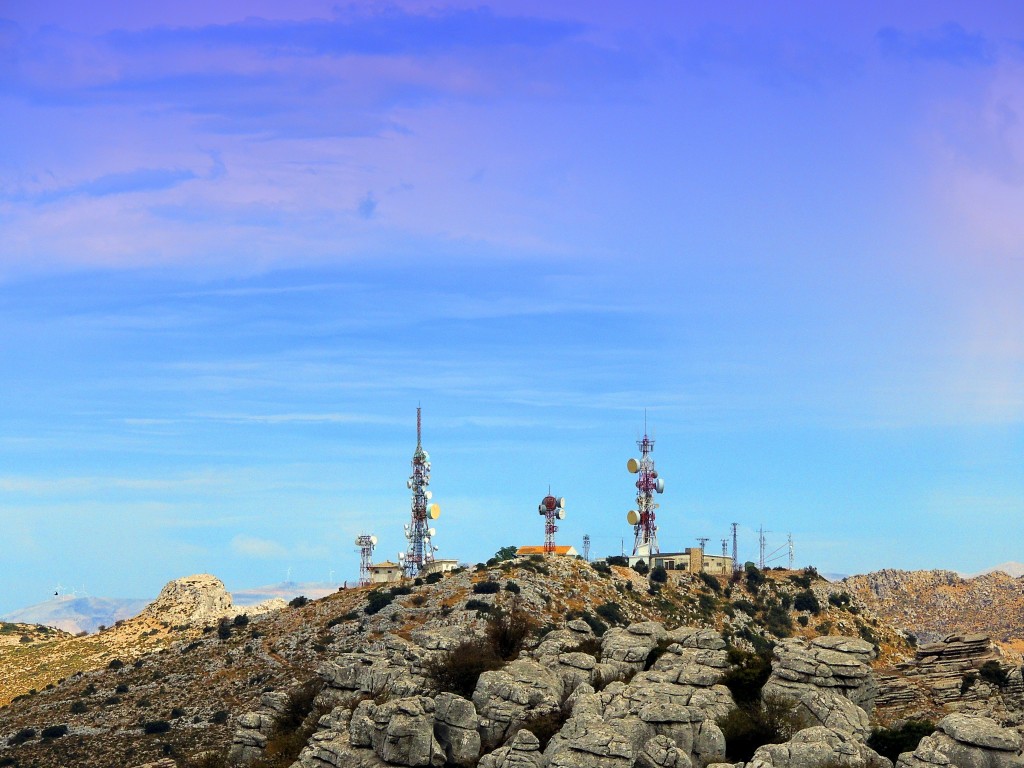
(350, 696, 445, 766)
(434, 692, 482, 767)
(473, 659, 564, 749)
(843, 569, 1024, 645)
(228, 690, 292, 765)
(764, 636, 878, 711)
(478, 729, 545, 768)
(896, 714, 1024, 768)
(749, 726, 890, 768)
(139, 574, 235, 627)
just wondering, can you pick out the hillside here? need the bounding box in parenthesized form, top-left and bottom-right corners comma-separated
(2, 596, 151, 635)
(842, 569, 1024, 647)
(0, 558, 914, 768)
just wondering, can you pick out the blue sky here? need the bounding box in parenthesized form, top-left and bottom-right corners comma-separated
(1, 1, 1022, 613)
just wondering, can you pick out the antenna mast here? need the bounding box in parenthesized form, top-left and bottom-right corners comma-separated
(788, 533, 794, 570)
(355, 534, 377, 586)
(402, 407, 440, 577)
(626, 421, 663, 558)
(538, 492, 566, 555)
(731, 522, 740, 571)
(721, 538, 728, 557)
(697, 537, 709, 552)
(582, 534, 591, 562)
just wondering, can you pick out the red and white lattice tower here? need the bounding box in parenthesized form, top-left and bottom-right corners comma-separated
(537, 493, 566, 555)
(401, 407, 440, 577)
(626, 427, 663, 558)
(355, 534, 377, 587)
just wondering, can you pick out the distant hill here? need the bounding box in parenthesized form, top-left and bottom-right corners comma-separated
(1, 581, 338, 633)
(1, 595, 150, 634)
(968, 561, 1024, 578)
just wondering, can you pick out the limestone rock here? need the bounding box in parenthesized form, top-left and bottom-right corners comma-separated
(897, 714, 1024, 768)
(473, 659, 563, 749)
(433, 692, 481, 767)
(636, 735, 693, 768)
(139, 574, 234, 627)
(763, 636, 877, 711)
(749, 726, 891, 768)
(478, 729, 545, 768)
(793, 689, 872, 737)
(350, 696, 445, 766)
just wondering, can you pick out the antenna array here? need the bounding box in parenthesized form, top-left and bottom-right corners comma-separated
(538, 493, 566, 554)
(626, 425, 664, 557)
(401, 407, 440, 577)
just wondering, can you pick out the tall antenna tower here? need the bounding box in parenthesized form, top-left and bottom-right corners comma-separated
(731, 522, 740, 571)
(355, 534, 377, 587)
(626, 421, 663, 558)
(721, 538, 728, 557)
(758, 526, 769, 570)
(788, 533, 794, 570)
(697, 537, 709, 552)
(538, 493, 566, 555)
(401, 407, 440, 577)
(582, 534, 591, 562)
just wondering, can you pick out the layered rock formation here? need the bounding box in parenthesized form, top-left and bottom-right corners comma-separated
(138, 574, 285, 628)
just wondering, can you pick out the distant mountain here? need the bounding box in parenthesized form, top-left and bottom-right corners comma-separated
(231, 580, 340, 606)
(1, 581, 340, 633)
(1, 595, 150, 634)
(967, 561, 1024, 578)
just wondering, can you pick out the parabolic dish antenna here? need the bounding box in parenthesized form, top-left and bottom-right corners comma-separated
(627, 458, 640, 473)
(558, 497, 567, 508)
(425, 490, 433, 500)
(428, 527, 436, 537)
(428, 503, 441, 519)
(556, 509, 566, 520)
(627, 509, 640, 525)
(370, 535, 378, 545)
(655, 478, 665, 494)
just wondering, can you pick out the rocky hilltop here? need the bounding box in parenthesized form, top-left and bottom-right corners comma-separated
(2, 557, 1022, 768)
(842, 569, 1024, 646)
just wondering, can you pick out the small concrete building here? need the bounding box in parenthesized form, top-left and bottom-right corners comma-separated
(629, 548, 733, 577)
(423, 559, 459, 576)
(368, 560, 403, 584)
(516, 545, 579, 557)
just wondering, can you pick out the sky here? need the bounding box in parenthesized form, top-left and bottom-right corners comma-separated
(1, 1, 1022, 614)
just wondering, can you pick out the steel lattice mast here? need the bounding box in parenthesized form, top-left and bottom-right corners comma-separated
(401, 407, 439, 577)
(627, 427, 663, 557)
(355, 534, 376, 586)
(538, 493, 566, 555)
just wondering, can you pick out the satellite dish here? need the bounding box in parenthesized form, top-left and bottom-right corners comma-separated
(428, 527, 436, 537)
(655, 478, 665, 494)
(428, 503, 441, 519)
(422, 451, 430, 463)
(370, 535, 378, 546)
(627, 458, 640, 473)
(627, 510, 640, 525)
(354, 536, 362, 546)
(558, 497, 566, 508)
(398, 552, 406, 560)
(425, 490, 433, 500)
(539, 507, 546, 516)
(556, 509, 566, 520)
(406, 479, 413, 489)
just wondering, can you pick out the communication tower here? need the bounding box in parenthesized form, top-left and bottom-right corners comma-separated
(697, 537, 709, 552)
(582, 534, 591, 562)
(538, 493, 566, 555)
(626, 424, 663, 558)
(731, 522, 740, 571)
(721, 539, 728, 557)
(400, 407, 441, 577)
(355, 534, 377, 587)
(788, 533, 794, 570)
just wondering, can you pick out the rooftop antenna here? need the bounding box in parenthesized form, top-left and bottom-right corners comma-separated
(403, 406, 440, 577)
(697, 537, 709, 552)
(538, 491, 566, 555)
(582, 534, 591, 562)
(626, 416, 663, 558)
(721, 538, 729, 557)
(355, 534, 377, 587)
(731, 522, 740, 571)
(758, 527, 768, 569)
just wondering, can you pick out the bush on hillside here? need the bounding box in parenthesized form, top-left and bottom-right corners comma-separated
(485, 600, 537, 660)
(364, 591, 395, 615)
(721, 648, 773, 704)
(288, 596, 309, 609)
(699, 572, 721, 591)
(41, 725, 69, 739)
(651, 566, 669, 584)
(607, 556, 628, 567)
(979, 660, 1010, 688)
(717, 694, 803, 762)
(867, 721, 935, 763)
(632, 560, 649, 576)
(793, 590, 821, 614)
(425, 639, 503, 699)
(473, 581, 501, 594)
(144, 720, 172, 735)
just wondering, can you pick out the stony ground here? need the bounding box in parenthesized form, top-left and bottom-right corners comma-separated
(0, 558, 914, 768)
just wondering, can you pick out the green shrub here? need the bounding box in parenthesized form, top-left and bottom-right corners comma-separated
(473, 581, 501, 594)
(218, 619, 232, 640)
(579, 612, 608, 637)
(745, 563, 765, 592)
(505, 581, 521, 594)
(797, 615, 809, 626)
(718, 694, 802, 762)
(494, 545, 518, 562)
(288, 596, 309, 609)
(425, 571, 443, 584)
(8, 727, 36, 745)
(650, 566, 669, 584)
(763, 604, 792, 638)
(116, 683, 129, 694)
(633, 560, 649, 576)
(233, 614, 249, 627)
(464, 599, 492, 613)
(867, 721, 935, 763)
(699, 572, 721, 591)
(596, 602, 626, 626)
(108, 658, 125, 670)
(485, 601, 537, 660)
(828, 592, 851, 609)
(171, 707, 186, 718)
(793, 590, 821, 614)
(721, 648, 772, 704)
(41, 724, 69, 739)
(424, 639, 503, 698)
(607, 556, 628, 567)
(364, 591, 395, 615)
(391, 585, 413, 596)
(70, 700, 88, 714)
(211, 710, 229, 724)
(732, 599, 758, 615)
(517, 708, 569, 750)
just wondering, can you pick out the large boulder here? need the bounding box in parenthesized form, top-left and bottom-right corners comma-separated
(749, 726, 891, 768)
(897, 714, 1024, 768)
(349, 696, 445, 767)
(478, 729, 546, 768)
(433, 692, 481, 767)
(473, 659, 564, 749)
(792, 689, 872, 737)
(763, 636, 877, 711)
